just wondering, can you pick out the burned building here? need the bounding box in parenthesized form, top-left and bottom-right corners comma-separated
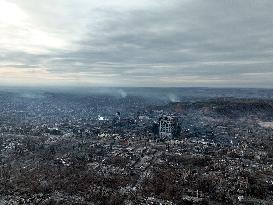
(159, 116, 178, 138)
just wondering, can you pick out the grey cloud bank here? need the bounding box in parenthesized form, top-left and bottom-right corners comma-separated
(0, 0, 273, 87)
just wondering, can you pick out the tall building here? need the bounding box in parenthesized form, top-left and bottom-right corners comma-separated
(112, 111, 121, 124)
(159, 116, 177, 138)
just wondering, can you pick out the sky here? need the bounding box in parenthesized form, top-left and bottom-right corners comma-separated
(0, 0, 273, 87)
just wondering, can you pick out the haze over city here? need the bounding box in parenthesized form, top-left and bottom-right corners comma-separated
(2, 1, 273, 204)
(1, 0, 273, 87)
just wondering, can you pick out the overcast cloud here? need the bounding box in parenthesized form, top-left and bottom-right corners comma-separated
(0, 0, 273, 87)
